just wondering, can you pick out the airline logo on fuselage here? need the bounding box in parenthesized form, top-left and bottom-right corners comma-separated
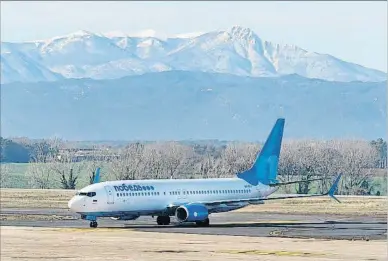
(113, 184, 155, 192)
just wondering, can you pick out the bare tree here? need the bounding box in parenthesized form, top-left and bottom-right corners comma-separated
(50, 148, 85, 189)
(143, 145, 166, 179)
(84, 145, 113, 184)
(335, 140, 379, 195)
(27, 138, 62, 189)
(163, 142, 193, 179)
(218, 142, 260, 178)
(110, 142, 144, 180)
(0, 164, 11, 188)
(196, 152, 219, 179)
(278, 141, 301, 193)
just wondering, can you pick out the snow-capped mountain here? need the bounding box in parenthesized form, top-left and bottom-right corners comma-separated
(1, 26, 386, 84)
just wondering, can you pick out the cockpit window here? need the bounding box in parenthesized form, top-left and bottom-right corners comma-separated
(76, 192, 96, 197)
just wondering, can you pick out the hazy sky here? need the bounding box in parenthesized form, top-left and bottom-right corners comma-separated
(1, 1, 386, 71)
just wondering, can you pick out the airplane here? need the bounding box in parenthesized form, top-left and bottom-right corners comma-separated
(68, 118, 342, 228)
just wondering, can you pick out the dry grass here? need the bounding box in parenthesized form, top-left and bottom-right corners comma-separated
(0, 189, 75, 209)
(1, 226, 386, 261)
(237, 196, 387, 216)
(0, 188, 386, 217)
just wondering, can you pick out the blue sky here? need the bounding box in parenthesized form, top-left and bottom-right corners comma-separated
(1, 1, 386, 72)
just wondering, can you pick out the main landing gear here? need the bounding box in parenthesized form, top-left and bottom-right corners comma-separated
(156, 216, 170, 225)
(196, 218, 210, 227)
(90, 221, 98, 228)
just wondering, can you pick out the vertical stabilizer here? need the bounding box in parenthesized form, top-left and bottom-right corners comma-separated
(237, 118, 285, 185)
(93, 167, 101, 184)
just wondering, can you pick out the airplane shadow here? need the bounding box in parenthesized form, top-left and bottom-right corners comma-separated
(105, 220, 387, 230)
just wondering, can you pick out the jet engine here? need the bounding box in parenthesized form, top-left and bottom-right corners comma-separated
(110, 215, 140, 221)
(175, 203, 208, 222)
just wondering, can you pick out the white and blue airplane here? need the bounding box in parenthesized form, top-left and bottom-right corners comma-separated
(68, 118, 341, 228)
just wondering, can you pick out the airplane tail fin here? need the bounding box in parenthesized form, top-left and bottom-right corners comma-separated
(93, 167, 101, 184)
(326, 173, 342, 203)
(237, 118, 285, 186)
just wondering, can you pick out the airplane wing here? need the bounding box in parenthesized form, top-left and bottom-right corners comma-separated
(167, 174, 342, 210)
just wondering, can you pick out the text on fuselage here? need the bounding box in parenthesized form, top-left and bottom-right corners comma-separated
(114, 184, 155, 192)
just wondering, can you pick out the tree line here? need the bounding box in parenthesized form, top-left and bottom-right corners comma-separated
(0, 137, 387, 195)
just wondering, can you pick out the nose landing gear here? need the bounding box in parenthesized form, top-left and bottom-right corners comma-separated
(83, 215, 98, 228)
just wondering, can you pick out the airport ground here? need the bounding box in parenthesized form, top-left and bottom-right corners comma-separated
(0, 189, 387, 260)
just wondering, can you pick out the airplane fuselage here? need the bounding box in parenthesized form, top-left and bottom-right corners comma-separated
(68, 177, 278, 219)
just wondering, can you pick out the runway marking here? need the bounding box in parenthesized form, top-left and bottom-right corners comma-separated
(216, 220, 301, 225)
(54, 227, 134, 233)
(219, 249, 326, 257)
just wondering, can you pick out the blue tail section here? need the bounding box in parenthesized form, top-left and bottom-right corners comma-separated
(328, 173, 342, 203)
(237, 118, 285, 186)
(93, 167, 101, 184)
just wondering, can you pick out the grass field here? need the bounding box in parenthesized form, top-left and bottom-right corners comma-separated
(1, 226, 386, 261)
(1, 188, 386, 217)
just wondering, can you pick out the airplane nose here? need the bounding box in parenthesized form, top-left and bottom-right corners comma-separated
(68, 197, 75, 209)
(68, 197, 81, 212)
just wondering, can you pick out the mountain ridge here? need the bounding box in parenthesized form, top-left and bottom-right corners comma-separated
(1, 26, 386, 84)
(1, 71, 386, 141)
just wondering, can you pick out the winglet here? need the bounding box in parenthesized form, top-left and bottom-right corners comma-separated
(93, 167, 101, 184)
(327, 173, 342, 203)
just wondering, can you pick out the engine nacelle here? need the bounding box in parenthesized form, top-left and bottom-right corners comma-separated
(110, 215, 140, 221)
(175, 203, 208, 222)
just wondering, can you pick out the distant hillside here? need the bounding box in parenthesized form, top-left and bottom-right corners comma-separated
(1, 71, 386, 141)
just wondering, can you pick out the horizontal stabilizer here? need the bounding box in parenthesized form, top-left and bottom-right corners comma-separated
(327, 173, 342, 203)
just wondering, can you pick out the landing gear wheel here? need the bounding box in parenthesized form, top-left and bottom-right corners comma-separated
(90, 221, 98, 228)
(156, 216, 170, 225)
(196, 218, 210, 227)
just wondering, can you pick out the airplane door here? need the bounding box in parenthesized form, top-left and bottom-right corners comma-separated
(104, 185, 115, 204)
